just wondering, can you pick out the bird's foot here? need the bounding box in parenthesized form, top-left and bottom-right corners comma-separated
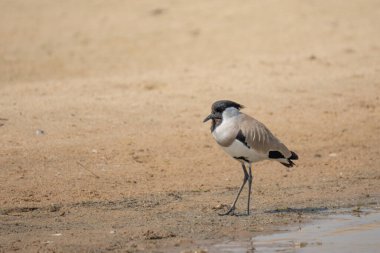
(218, 206, 237, 216)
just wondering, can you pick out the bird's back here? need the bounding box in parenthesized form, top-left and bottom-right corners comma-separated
(237, 113, 292, 158)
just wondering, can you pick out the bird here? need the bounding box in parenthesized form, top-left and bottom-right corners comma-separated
(203, 100, 298, 216)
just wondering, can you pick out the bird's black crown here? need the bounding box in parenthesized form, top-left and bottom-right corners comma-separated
(211, 100, 244, 113)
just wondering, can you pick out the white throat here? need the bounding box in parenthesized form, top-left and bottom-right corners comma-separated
(212, 107, 240, 145)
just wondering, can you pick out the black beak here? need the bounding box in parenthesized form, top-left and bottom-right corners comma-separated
(203, 114, 214, 123)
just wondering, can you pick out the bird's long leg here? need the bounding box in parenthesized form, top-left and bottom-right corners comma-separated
(247, 164, 253, 215)
(219, 163, 249, 216)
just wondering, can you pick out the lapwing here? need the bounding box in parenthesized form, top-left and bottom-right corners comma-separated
(204, 100, 298, 215)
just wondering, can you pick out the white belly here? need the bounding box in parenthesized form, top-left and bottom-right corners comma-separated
(222, 140, 267, 163)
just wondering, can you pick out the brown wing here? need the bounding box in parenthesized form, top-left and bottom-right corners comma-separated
(238, 114, 292, 158)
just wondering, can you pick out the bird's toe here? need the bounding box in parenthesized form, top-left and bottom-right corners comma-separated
(218, 207, 237, 216)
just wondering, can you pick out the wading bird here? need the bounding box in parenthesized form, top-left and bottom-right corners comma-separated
(204, 100, 298, 215)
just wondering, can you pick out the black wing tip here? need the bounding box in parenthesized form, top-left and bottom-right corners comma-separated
(290, 151, 298, 160)
(269, 151, 285, 159)
(269, 151, 298, 160)
(281, 151, 298, 167)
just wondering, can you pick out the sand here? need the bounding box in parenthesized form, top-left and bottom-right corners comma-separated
(1, 0, 380, 252)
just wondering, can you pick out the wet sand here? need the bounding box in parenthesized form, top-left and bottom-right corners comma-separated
(179, 208, 380, 253)
(1, 0, 380, 252)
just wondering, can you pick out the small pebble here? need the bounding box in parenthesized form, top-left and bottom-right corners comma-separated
(212, 204, 228, 210)
(49, 204, 61, 212)
(35, 129, 45, 135)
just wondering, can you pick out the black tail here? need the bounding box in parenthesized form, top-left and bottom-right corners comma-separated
(280, 151, 298, 168)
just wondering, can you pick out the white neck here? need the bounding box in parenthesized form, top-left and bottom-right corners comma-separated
(222, 107, 240, 119)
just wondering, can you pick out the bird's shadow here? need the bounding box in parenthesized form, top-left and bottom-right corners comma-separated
(218, 212, 250, 217)
(264, 207, 328, 214)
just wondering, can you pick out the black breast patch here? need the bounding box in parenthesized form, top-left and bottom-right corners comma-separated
(236, 130, 250, 148)
(234, 156, 251, 163)
(268, 151, 285, 159)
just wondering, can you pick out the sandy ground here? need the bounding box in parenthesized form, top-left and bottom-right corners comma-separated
(1, 0, 380, 252)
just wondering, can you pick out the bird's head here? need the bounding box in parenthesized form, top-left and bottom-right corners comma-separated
(203, 100, 244, 130)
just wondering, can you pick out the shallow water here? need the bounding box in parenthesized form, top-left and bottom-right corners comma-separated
(193, 208, 380, 253)
(253, 209, 380, 253)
